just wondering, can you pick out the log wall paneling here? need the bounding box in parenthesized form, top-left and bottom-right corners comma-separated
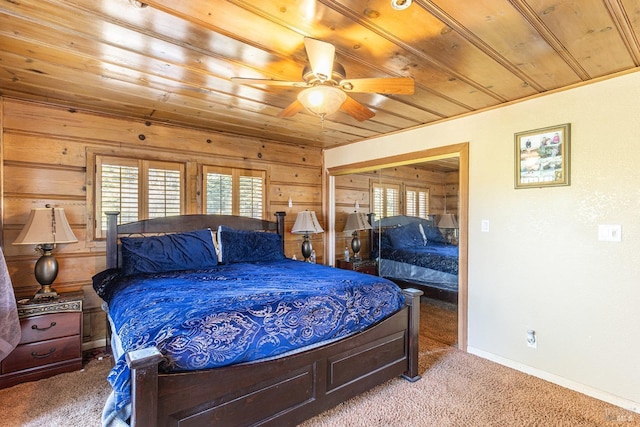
(1, 97, 323, 347)
(442, 171, 460, 215)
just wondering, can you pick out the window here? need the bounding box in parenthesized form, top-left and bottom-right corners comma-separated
(96, 156, 184, 236)
(372, 182, 430, 220)
(372, 182, 400, 219)
(204, 166, 265, 219)
(405, 186, 430, 218)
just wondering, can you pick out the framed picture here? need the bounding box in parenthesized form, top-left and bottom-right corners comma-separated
(515, 123, 570, 189)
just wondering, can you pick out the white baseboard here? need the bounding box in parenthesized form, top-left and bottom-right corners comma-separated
(467, 346, 640, 415)
(82, 339, 107, 352)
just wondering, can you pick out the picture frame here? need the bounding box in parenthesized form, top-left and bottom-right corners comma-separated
(515, 123, 570, 189)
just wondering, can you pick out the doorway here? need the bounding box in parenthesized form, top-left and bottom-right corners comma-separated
(326, 143, 468, 351)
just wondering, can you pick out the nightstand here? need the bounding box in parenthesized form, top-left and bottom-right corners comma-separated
(0, 291, 83, 389)
(336, 259, 378, 276)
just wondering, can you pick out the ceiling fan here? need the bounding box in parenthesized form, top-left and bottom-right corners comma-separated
(231, 38, 414, 122)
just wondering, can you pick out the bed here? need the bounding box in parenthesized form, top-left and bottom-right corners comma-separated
(94, 212, 422, 427)
(372, 215, 458, 303)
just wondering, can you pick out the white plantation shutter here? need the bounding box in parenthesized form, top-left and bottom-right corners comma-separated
(406, 186, 430, 219)
(406, 189, 417, 216)
(373, 185, 385, 219)
(204, 166, 265, 219)
(148, 166, 182, 218)
(372, 182, 400, 219)
(100, 162, 139, 231)
(418, 190, 428, 218)
(96, 156, 184, 237)
(205, 171, 233, 215)
(238, 173, 263, 219)
(386, 186, 399, 217)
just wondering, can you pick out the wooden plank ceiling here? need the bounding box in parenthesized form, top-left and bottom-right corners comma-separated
(1, 0, 639, 149)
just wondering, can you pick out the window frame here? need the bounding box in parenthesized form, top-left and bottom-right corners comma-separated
(203, 165, 266, 219)
(93, 154, 186, 239)
(405, 185, 430, 219)
(371, 181, 401, 220)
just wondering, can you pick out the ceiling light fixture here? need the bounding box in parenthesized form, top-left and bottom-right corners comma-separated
(297, 85, 347, 124)
(391, 0, 412, 10)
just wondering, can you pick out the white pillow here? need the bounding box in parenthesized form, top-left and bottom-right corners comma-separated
(418, 223, 428, 245)
(215, 226, 223, 263)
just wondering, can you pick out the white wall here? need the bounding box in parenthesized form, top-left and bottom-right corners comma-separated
(324, 71, 640, 411)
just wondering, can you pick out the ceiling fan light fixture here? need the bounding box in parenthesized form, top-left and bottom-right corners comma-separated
(232, 38, 409, 122)
(297, 86, 347, 119)
(391, 0, 412, 10)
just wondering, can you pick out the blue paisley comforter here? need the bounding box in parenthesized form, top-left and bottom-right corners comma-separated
(94, 259, 405, 416)
(379, 243, 458, 275)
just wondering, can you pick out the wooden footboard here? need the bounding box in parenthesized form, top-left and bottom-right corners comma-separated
(127, 288, 422, 427)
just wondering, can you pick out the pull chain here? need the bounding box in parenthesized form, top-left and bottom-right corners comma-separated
(50, 207, 58, 248)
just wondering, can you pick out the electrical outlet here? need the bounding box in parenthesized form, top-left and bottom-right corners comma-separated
(526, 330, 537, 349)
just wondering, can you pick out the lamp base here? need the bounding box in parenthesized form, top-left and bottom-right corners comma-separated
(33, 285, 59, 301)
(350, 232, 362, 261)
(33, 247, 60, 301)
(301, 235, 312, 262)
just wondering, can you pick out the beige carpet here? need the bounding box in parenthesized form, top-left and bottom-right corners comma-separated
(0, 352, 112, 427)
(0, 298, 636, 426)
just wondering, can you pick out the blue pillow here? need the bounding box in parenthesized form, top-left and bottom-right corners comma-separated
(373, 229, 393, 250)
(92, 268, 122, 300)
(120, 229, 218, 276)
(422, 225, 447, 244)
(385, 222, 425, 248)
(218, 225, 285, 263)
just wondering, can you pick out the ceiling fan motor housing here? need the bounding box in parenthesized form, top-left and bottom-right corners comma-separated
(302, 62, 346, 86)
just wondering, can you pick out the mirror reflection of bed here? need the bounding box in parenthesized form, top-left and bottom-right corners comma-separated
(372, 214, 458, 304)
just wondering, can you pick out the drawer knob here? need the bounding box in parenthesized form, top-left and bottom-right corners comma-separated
(31, 347, 56, 359)
(32, 321, 56, 331)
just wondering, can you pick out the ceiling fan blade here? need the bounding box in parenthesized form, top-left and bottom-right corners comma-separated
(277, 99, 305, 118)
(303, 37, 335, 81)
(231, 77, 308, 88)
(340, 77, 415, 94)
(341, 95, 375, 121)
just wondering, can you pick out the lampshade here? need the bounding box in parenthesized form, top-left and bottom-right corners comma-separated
(437, 213, 458, 229)
(343, 212, 372, 233)
(291, 210, 324, 235)
(297, 86, 347, 119)
(14, 207, 78, 245)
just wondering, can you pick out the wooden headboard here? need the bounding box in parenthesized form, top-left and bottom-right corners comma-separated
(104, 212, 286, 269)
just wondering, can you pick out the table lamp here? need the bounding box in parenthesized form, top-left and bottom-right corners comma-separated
(437, 213, 458, 244)
(291, 210, 324, 261)
(13, 207, 77, 300)
(343, 212, 372, 261)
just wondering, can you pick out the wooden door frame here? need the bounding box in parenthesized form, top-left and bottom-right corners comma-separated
(325, 142, 469, 351)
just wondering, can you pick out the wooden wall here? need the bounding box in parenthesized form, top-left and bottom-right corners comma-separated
(0, 97, 323, 348)
(334, 165, 458, 259)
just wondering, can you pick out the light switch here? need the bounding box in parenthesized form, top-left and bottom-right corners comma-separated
(481, 220, 490, 232)
(598, 224, 622, 242)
